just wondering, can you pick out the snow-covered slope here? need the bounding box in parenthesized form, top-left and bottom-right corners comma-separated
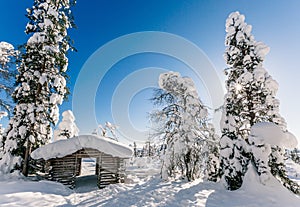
(31, 134, 133, 160)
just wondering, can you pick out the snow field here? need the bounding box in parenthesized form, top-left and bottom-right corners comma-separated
(0, 157, 299, 207)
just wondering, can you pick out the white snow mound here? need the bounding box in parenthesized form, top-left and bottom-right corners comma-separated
(31, 134, 133, 160)
(250, 122, 298, 148)
(238, 163, 300, 206)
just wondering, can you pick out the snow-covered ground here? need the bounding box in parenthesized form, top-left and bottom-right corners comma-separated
(0, 157, 299, 207)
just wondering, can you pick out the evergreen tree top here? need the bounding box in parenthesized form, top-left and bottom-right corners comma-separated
(224, 11, 270, 71)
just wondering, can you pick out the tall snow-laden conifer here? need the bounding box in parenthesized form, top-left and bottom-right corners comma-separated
(0, 0, 75, 175)
(220, 12, 299, 193)
(151, 72, 219, 181)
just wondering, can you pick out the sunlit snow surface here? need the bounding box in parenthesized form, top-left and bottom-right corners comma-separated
(0, 157, 299, 207)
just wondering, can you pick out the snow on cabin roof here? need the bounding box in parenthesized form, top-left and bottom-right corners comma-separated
(31, 134, 133, 160)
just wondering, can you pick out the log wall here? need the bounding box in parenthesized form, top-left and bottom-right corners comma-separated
(43, 148, 127, 189)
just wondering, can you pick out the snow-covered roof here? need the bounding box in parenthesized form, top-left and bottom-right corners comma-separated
(31, 134, 133, 160)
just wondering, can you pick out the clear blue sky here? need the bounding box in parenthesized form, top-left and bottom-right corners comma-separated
(0, 0, 300, 145)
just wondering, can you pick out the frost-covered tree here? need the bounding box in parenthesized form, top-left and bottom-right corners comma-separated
(105, 121, 118, 140)
(0, 41, 17, 116)
(1, 0, 75, 176)
(151, 72, 219, 181)
(53, 110, 79, 141)
(93, 122, 118, 141)
(220, 11, 299, 193)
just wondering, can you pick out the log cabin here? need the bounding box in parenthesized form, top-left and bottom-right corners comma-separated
(31, 134, 133, 189)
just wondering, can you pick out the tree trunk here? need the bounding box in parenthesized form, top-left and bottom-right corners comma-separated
(22, 140, 32, 176)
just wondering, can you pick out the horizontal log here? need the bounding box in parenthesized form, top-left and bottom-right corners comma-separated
(100, 173, 115, 176)
(76, 150, 100, 154)
(99, 177, 115, 180)
(51, 165, 76, 168)
(99, 169, 117, 173)
(100, 174, 116, 177)
(51, 162, 76, 165)
(50, 172, 76, 176)
(99, 182, 117, 186)
(52, 164, 77, 167)
(52, 159, 76, 161)
(100, 179, 116, 182)
(101, 166, 118, 169)
(100, 171, 118, 174)
(101, 164, 117, 166)
(51, 163, 76, 166)
(51, 175, 76, 179)
(54, 156, 76, 158)
(50, 170, 76, 174)
(50, 171, 75, 175)
(76, 148, 101, 152)
(51, 168, 76, 171)
(50, 168, 76, 172)
(50, 174, 76, 178)
(75, 155, 100, 158)
(100, 177, 116, 180)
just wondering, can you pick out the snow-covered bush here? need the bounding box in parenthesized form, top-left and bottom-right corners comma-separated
(93, 122, 118, 141)
(151, 71, 219, 181)
(53, 110, 79, 141)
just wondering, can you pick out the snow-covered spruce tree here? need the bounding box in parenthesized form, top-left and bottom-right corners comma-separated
(220, 11, 299, 193)
(1, 0, 75, 176)
(53, 110, 79, 141)
(151, 72, 219, 181)
(0, 41, 17, 116)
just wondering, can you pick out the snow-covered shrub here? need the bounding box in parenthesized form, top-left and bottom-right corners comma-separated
(93, 122, 118, 141)
(54, 110, 79, 141)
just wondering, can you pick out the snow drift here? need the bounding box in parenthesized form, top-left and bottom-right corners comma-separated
(250, 122, 298, 148)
